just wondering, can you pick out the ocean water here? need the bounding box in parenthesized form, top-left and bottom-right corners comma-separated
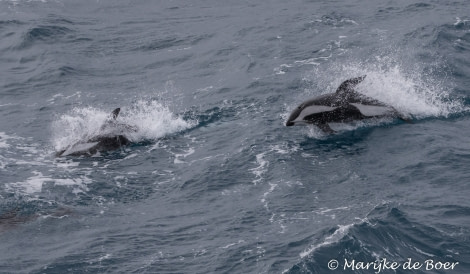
(1, 0, 469, 273)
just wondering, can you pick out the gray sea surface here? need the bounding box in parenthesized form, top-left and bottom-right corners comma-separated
(0, 0, 469, 273)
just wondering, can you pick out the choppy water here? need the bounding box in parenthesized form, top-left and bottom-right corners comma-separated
(1, 1, 470, 273)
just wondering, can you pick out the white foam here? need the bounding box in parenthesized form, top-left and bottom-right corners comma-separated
(322, 57, 465, 119)
(269, 143, 299, 155)
(261, 182, 278, 210)
(250, 152, 269, 184)
(0, 155, 7, 169)
(196, 85, 214, 93)
(274, 64, 293, 75)
(0, 132, 9, 149)
(6, 171, 91, 194)
(305, 125, 328, 139)
(220, 240, 246, 249)
(0, 133, 47, 168)
(0, 131, 20, 149)
(317, 206, 351, 215)
(454, 17, 470, 27)
(122, 100, 195, 142)
(354, 65, 462, 118)
(47, 91, 82, 105)
(300, 222, 356, 258)
(173, 147, 195, 164)
(413, 246, 435, 257)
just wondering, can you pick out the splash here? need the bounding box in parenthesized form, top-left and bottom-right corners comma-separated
(51, 100, 195, 152)
(284, 52, 468, 138)
(341, 61, 462, 119)
(119, 100, 195, 142)
(305, 54, 465, 120)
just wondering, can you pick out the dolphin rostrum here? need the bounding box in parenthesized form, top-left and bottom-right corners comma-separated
(285, 75, 409, 133)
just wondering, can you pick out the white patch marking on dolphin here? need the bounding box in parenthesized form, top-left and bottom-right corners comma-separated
(350, 103, 394, 117)
(61, 142, 99, 156)
(294, 105, 337, 122)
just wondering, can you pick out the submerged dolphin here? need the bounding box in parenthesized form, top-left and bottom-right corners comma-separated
(285, 75, 408, 133)
(0, 207, 73, 233)
(56, 108, 137, 157)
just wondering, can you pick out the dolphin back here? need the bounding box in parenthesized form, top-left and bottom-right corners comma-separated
(285, 75, 411, 131)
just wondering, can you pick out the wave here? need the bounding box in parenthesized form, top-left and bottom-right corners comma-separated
(285, 203, 467, 273)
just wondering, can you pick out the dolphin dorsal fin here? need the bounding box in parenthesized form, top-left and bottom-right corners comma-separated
(111, 108, 121, 119)
(335, 75, 366, 94)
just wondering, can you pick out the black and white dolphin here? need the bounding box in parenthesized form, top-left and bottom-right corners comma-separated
(285, 75, 409, 133)
(56, 108, 137, 157)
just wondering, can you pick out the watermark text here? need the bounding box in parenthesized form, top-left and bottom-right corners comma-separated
(327, 258, 459, 273)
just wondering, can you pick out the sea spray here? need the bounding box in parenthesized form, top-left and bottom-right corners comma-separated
(51, 100, 196, 152)
(290, 52, 466, 138)
(306, 52, 465, 118)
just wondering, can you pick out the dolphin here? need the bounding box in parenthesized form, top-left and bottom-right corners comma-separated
(285, 75, 409, 133)
(56, 108, 137, 157)
(0, 207, 73, 233)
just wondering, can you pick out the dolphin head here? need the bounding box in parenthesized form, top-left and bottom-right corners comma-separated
(286, 105, 303, 126)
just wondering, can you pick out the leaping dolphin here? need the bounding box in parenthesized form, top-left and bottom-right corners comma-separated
(285, 75, 409, 133)
(56, 108, 137, 157)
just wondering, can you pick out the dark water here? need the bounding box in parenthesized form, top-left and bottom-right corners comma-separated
(1, 0, 469, 273)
